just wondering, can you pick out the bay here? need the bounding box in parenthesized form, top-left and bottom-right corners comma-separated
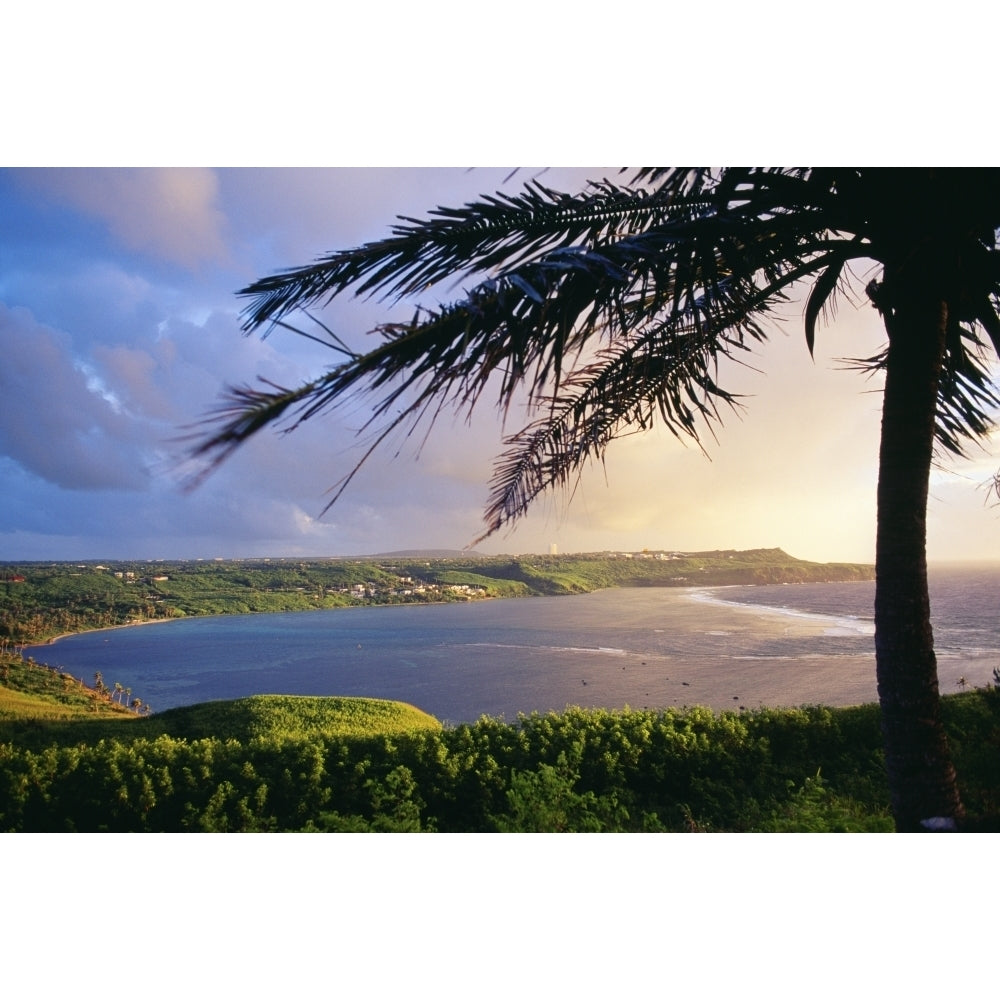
(31, 566, 1000, 724)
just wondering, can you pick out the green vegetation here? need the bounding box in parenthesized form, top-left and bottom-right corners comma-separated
(0, 654, 138, 726)
(0, 652, 438, 748)
(0, 548, 872, 645)
(2, 651, 996, 832)
(431, 548, 874, 594)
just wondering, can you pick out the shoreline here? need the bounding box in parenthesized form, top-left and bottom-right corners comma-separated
(12, 577, 894, 667)
(22, 573, 875, 651)
(15, 581, 997, 719)
(30, 615, 182, 650)
(22, 593, 512, 655)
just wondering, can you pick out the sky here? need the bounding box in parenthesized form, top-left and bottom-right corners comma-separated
(2, 166, 1000, 565)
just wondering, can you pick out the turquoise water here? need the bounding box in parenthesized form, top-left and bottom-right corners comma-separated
(31, 567, 1000, 723)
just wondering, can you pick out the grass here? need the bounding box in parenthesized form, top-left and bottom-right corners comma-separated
(1, 656, 136, 721)
(0, 653, 439, 748)
(146, 695, 441, 743)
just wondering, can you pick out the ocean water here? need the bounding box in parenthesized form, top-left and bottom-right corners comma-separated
(31, 564, 1000, 724)
(693, 563, 1000, 660)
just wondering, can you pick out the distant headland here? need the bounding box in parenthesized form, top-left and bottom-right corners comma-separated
(1, 548, 874, 648)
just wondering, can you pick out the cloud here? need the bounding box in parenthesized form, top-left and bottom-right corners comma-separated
(89, 343, 174, 421)
(13, 168, 229, 270)
(0, 304, 151, 490)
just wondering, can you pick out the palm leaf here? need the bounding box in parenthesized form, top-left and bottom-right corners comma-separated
(193, 168, 1000, 533)
(804, 257, 846, 358)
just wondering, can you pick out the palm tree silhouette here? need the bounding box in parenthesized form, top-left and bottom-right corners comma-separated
(193, 168, 1000, 831)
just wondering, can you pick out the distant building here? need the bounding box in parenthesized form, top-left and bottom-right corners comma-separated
(549, 543, 558, 556)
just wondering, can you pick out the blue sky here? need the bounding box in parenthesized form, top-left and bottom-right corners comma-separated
(2, 167, 999, 563)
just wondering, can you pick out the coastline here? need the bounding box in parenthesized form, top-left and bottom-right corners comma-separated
(27, 615, 183, 652)
(14, 586, 886, 719)
(26, 581, 1000, 721)
(16, 579, 997, 720)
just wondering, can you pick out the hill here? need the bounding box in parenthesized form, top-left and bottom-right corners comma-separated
(0, 652, 439, 749)
(2, 548, 874, 645)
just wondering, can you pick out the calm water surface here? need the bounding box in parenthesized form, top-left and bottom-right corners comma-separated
(32, 566, 1000, 724)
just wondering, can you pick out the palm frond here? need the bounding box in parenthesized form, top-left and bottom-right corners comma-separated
(804, 257, 847, 357)
(473, 310, 760, 545)
(191, 167, 1000, 540)
(841, 317, 1000, 459)
(469, 241, 856, 542)
(194, 171, 868, 512)
(198, 200, 845, 477)
(183, 375, 332, 480)
(237, 168, 849, 335)
(238, 173, 716, 332)
(935, 321, 1000, 456)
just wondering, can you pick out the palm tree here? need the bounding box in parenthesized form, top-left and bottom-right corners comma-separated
(192, 168, 1000, 831)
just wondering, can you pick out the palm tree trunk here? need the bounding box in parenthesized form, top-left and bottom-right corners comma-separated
(874, 292, 964, 832)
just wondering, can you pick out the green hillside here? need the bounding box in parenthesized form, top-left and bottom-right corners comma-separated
(0, 653, 438, 749)
(1, 548, 874, 645)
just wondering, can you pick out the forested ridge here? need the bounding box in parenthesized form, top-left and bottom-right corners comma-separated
(0, 548, 873, 645)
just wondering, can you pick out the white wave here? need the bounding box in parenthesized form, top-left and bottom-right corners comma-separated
(459, 642, 627, 656)
(687, 588, 875, 636)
